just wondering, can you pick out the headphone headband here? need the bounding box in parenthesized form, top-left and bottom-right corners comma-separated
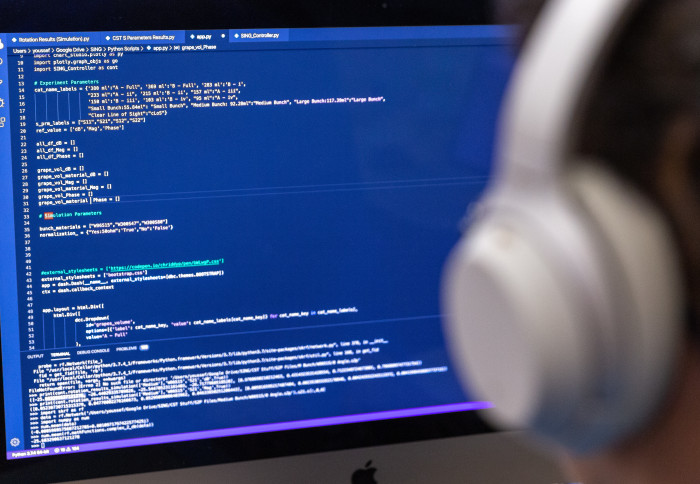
(500, 0, 639, 186)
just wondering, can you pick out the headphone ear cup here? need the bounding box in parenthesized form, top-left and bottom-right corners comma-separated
(443, 163, 683, 453)
(443, 213, 595, 433)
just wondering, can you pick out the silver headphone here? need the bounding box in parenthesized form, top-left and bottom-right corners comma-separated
(443, 0, 683, 453)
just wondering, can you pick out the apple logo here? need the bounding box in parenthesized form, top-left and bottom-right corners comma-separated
(352, 460, 378, 484)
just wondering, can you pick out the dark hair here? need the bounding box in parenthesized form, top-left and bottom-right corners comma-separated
(496, 0, 700, 334)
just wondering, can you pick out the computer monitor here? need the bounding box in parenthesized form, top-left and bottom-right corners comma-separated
(0, 1, 567, 482)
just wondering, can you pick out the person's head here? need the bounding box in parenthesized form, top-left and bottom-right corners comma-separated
(496, 0, 700, 336)
(501, 0, 700, 481)
(445, 1, 700, 482)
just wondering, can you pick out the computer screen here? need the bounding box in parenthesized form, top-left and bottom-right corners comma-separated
(0, 4, 560, 482)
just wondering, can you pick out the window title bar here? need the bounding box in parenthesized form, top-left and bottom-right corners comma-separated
(4, 26, 512, 48)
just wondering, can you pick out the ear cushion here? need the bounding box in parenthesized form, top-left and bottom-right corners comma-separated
(566, 162, 683, 445)
(443, 163, 682, 453)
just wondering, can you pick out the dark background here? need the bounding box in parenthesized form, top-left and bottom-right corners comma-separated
(0, 0, 494, 31)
